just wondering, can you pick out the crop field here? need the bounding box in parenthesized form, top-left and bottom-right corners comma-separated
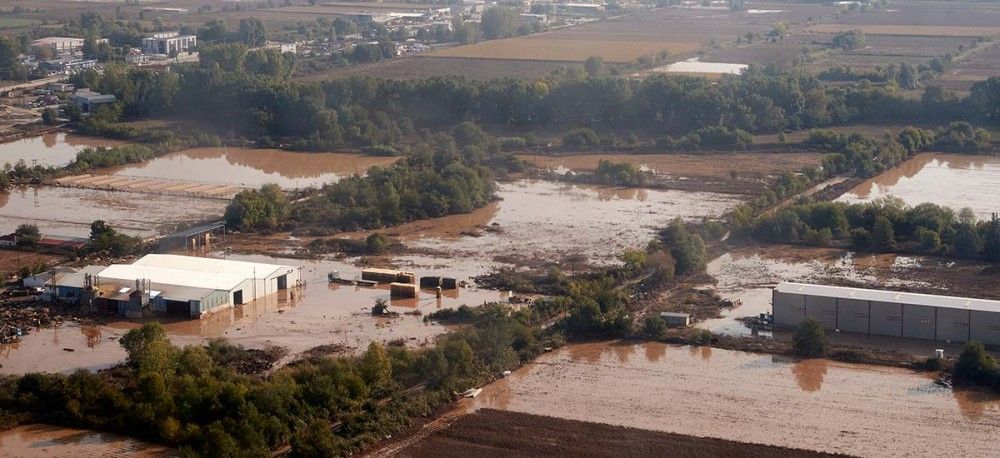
(296, 56, 571, 81)
(808, 23, 1000, 38)
(938, 42, 1000, 91)
(430, 37, 700, 63)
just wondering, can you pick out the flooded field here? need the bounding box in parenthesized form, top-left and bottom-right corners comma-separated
(0, 252, 509, 375)
(388, 180, 742, 271)
(0, 132, 125, 168)
(838, 153, 1000, 220)
(0, 186, 227, 238)
(469, 341, 1000, 457)
(102, 147, 398, 189)
(0, 424, 174, 457)
(520, 152, 822, 179)
(650, 57, 748, 75)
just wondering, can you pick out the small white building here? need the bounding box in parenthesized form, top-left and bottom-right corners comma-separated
(31, 37, 85, 55)
(142, 32, 197, 55)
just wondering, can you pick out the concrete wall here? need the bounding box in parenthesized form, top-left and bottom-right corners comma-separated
(970, 311, 1000, 346)
(772, 291, 805, 328)
(805, 295, 838, 329)
(836, 298, 870, 334)
(936, 308, 971, 343)
(902, 304, 936, 340)
(869, 301, 902, 337)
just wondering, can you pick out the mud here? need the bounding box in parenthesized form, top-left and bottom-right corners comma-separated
(468, 341, 1000, 457)
(396, 409, 839, 458)
(651, 57, 748, 75)
(838, 153, 1000, 220)
(102, 147, 398, 189)
(0, 132, 125, 168)
(0, 186, 227, 238)
(0, 252, 510, 375)
(0, 424, 175, 457)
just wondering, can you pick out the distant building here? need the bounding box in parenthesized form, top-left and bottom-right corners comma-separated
(659, 312, 691, 327)
(142, 32, 197, 55)
(125, 48, 148, 65)
(40, 58, 97, 75)
(72, 89, 116, 113)
(264, 41, 298, 54)
(31, 37, 85, 55)
(556, 2, 606, 16)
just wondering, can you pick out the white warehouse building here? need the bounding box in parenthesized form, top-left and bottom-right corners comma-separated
(773, 282, 1000, 345)
(31, 254, 300, 318)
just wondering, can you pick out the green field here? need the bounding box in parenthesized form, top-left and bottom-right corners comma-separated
(0, 17, 42, 29)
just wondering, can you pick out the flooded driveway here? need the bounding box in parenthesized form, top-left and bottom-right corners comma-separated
(103, 147, 398, 189)
(0, 186, 227, 238)
(838, 153, 1000, 220)
(0, 132, 125, 168)
(0, 424, 174, 457)
(471, 341, 1000, 457)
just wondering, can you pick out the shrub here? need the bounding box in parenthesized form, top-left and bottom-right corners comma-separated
(562, 128, 600, 148)
(793, 318, 827, 357)
(953, 341, 999, 386)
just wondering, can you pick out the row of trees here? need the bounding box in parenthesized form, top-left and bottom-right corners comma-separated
(752, 198, 1000, 261)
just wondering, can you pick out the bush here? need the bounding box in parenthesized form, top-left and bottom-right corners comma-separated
(953, 341, 1000, 386)
(642, 316, 668, 340)
(562, 128, 600, 149)
(793, 318, 827, 357)
(362, 145, 401, 156)
(225, 184, 289, 232)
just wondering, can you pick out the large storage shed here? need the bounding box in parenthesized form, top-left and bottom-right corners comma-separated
(773, 282, 1000, 344)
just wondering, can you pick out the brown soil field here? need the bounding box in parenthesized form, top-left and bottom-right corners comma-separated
(0, 250, 63, 276)
(394, 409, 840, 458)
(519, 152, 823, 179)
(430, 37, 700, 63)
(938, 42, 1000, 91)
(835, 1, 1000, 28)
(296, 56, 572, 82)
(808, 23, 1000, 38)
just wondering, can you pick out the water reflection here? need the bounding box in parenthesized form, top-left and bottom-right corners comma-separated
(839, 153, 1000, 220)
(643, 342, 667, 362)
(791, 358, 829, 392)
(0, 133, 125, 168)
(952, 389, 1000, 421)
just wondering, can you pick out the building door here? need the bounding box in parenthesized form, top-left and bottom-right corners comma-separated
(233, 290, 244, 305)
(277, 275, 288, 290)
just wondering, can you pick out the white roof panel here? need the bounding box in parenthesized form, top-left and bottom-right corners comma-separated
(98, 264, 247, 291)
(132, 254, 295, 280)
(776, 282, 1000, 313)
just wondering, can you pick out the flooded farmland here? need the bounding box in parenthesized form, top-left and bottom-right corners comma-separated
(0, 424, 174, 457)
(395, 180, 743, 270)
(0, 132, 125, 168)
(838, 153, 1000, 220)
(103, 147, 399, 189)
(470, 341, 1000, 457)
(0, 252, 509, 375)
(651, 57, 748, 75)
(0, 186, 227, 238)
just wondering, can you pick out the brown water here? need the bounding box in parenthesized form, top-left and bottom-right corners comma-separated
(399, 180, 742, 269)
(0, 186, 227, 238)
(104, 147, 398, 189)
(0, 252, 510, 375)
(470, 341, 1000, 457)
(839, 153, 1000, 220)
(0, 133, 125, 168)
(0, 424, 174, 457)
(701, 246, 933, 336)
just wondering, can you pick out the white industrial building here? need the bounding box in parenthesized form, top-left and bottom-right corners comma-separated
(142, 32, 197, 55)
(773, 282, 1000, 345)
(29, 254, 300, 318)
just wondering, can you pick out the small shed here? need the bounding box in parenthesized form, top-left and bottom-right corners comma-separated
(659, 312, 691, 327)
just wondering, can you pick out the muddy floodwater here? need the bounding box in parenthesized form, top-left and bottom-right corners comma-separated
(0, 186, 227, 238)
(0, 252, 509, 375)
(0, 424, 174, 457)
(470, 341, 1000, 457)
(0, 132, 125, 168)
(393, 180, 741, 270)
(838, 153, 1000, 220)
(103, 147, 398, 189)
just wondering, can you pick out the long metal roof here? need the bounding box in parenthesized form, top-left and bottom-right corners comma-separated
(131, 254, 296, 280)
(775, 282, 1000, 313)
(98, 264, 248, 291)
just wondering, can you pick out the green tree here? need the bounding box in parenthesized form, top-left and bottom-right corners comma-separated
(359, 342, 393, 390)
(793, 318, 827, 357)
(953, 223, 982, 258)
(14, 224, 41, 249)
(225, 184, 289, 232)
(238, 18, 268, 47)
(480, 6, 519, 40)
(120, 323, 178, 374)
(953, 341, 999, 385)
(584, 56, 604, 78)
(41, 108, 58, 125)
(984, 214, 1000, 262)
(872, 215, 895, 251)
